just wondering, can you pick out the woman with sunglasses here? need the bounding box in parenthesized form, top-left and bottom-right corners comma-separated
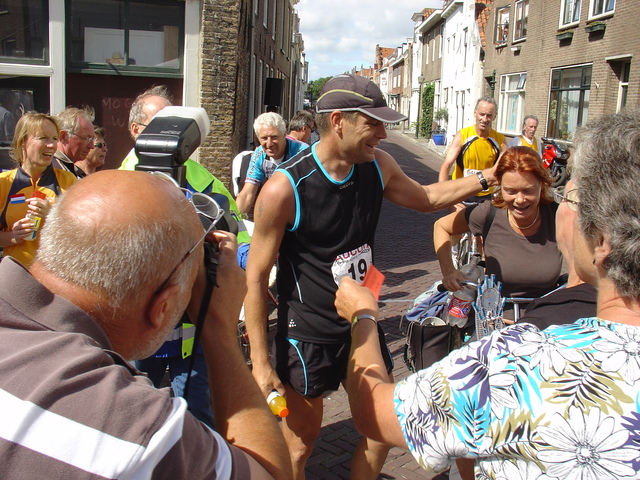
(74, 125, 107, 177)
(0, 112, 77, 267)
(434, 146, 563, 321)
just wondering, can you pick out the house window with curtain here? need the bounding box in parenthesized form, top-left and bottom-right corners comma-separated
(589, 0, 615, 19)
(514, 0, 528, 41)
(548, 65, 591, 139)
(497, 72, 526, 135)
(561, 0, 581, 27)
(68, 0, 184, 73)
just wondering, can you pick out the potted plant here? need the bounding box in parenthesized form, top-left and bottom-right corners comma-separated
(556, 29, 575, 41)
(585, 21, 606, 33)
(432, 108, 448, 145)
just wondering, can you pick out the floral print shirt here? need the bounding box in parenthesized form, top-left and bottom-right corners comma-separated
(394, 318, 640, 479)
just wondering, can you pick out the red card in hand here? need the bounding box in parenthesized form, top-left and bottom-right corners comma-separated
(362, 264, 385, 301)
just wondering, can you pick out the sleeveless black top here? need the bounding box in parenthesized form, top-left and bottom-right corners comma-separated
(276, 144, 384, 343)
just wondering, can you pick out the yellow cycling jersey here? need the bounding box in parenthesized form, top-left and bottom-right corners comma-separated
(453, 125, 504, 195)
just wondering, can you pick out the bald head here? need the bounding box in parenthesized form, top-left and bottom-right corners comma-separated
(35, 170, 202, 308)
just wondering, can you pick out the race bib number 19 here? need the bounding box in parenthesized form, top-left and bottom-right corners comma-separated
(331, 244, 372, 286)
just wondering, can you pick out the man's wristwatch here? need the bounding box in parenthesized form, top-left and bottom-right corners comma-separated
(476, 171, 489, 190)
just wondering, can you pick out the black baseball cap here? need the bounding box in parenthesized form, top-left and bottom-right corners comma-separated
(315, 74, 407, 124)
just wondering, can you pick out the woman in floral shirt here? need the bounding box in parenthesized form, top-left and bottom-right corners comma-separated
(335, 111, 640, 479)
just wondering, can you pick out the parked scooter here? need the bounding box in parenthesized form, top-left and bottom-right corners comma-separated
(541, 137, 571, 187)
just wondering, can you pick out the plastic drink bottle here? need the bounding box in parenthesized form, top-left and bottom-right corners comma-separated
(267, 390, 289, 417)
(444, 257, 483, 327)
(24, 191, 47, 241)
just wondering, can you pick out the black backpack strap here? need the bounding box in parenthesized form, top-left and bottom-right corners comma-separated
(481, 203, 497, 241)
(455, 136, 478, 174)
(456, 135, 502, 175)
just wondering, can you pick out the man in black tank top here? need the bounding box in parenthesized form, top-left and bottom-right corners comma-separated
(244, 74, 500, 479)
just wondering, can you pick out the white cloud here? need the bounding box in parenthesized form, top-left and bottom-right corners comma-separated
(297, 0, 443, 80)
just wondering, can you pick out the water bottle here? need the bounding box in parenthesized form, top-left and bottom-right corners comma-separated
(24, 191, 47, 242)
(267, 390, 289, 417)
(444, 257, 483, 327)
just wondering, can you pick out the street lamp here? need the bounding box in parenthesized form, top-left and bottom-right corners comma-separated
(415, 75, 426, 139)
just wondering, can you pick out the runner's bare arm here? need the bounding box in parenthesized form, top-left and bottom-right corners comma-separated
(244, 171, 293, 396)
(378, 148, 497, 213)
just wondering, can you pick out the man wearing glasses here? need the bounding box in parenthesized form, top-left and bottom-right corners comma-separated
(0, 170, 292, 479)
(119, 85, 249, 429)
(52, 106, 96, 179)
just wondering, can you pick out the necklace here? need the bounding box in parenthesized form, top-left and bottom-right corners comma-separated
(508, 208, 540, 230)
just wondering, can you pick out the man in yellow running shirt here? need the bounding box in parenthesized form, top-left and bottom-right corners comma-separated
(438, 97, 508, 211)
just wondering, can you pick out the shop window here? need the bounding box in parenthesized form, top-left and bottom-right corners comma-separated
(548, 65, 591, 139)
(0, 0, 48, 63)
(498, 72, 526, 135)
(68, 0, 183, 72)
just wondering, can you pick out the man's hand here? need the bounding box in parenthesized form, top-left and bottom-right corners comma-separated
(335, 277, 379, 323)
(188, 231, 246, 338)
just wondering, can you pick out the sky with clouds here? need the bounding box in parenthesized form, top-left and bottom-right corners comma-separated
(296, 0, 444, 81)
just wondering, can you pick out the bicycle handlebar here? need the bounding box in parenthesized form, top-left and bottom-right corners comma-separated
(437, 280, 479, 293)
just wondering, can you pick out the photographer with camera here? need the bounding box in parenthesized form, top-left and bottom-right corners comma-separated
(0, 170, 291, 479)
(119, 86, 249, 427)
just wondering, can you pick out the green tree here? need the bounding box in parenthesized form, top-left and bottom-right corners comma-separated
(420, 82, 435, 138)
(306, 77, 332, 106)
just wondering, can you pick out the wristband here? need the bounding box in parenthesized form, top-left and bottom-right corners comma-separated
(476, 171, 489, 190)
(351, 314, 377, 329)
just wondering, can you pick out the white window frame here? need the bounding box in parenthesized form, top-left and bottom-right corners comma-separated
(425, 34, 430, 65)
(560, 0, 581, 28)
(495, 6, 510, 45)
(588, 0, 615, 20)
(263, 0, 268, 29)
(463, 28, 468, 68)
(547, 64, 592, 139)
(513, 0, 528, 42)
(617, 61, 630, 112)
(497, 72, 527, 135)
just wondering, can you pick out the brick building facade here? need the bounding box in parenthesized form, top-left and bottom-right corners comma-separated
(483, 0, 638, 140)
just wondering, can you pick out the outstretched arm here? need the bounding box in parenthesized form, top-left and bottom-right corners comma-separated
(378, 148, 497, 213)
(335, 277, 407, 449)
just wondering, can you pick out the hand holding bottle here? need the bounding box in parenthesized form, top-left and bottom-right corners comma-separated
(267, 390, 289, 418)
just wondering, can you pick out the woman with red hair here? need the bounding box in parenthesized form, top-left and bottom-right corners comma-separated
(434, 146, 562, 320)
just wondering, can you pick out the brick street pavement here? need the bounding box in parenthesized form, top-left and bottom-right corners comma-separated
(305, 129, 449, 479)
